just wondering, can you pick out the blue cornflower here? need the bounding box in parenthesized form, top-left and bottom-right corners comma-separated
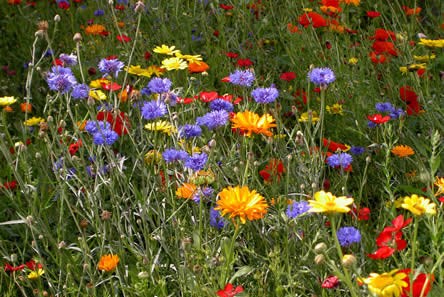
(140, 87, 152, 97)
(202, 187, 214, 197)
(92, 129, 119, 146)
(209, 99, 234, 112)
(185, 152, 208, 171)
(375, 102, 394, 113)
(251, 86, 279, 104)
(336, 226, 361, 247)
(326, 153, 353, 169)
(389, 108, 405, 119)
(308, 67, 336, 86)
(209, 208, 227, 229)
(178, 124, 202, 139)
(46, 66, 77, 94)
(59, 53, 77, 66)
(98, 58, 125, 78)
(94, 9, 105, 16)
(147, 77, 172, 94)
(85, 120, 111, 135)
(162, 148, 189, 163)
(71, 83, 90, 99)
(286, 201, 311, 219)
(228, 69, 255, 87)
(349, 146, 365, 155)
(141, 100, 167, 120)
(196, 110, 229, 130)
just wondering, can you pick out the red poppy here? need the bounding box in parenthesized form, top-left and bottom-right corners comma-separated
(322, 138, 349, 152)
(1, 180, 18, 190)
(367, 114, 391, 124)
(220, 93, 242, 104)
(366, 11, 381, 18)
(293, 89, 307, 105)
(58, 1, 70, 9)
(298, 12, 328, 28)
(4, 263, 25, 272)
(225, 52, 239, 59)
(219, 4, 234, 10)
(199, 91, 219, 103)
(106, 55, 119, 60)
(259, 159, 285, 183)
(367, 246, 396, 259)
(144, 51, 151, 60)
(25, 259, 42, 270)
(370, 28, 396, 41)
(369, 51, 387, 64)
(400, 269, 434, 297)
(236, 58, 254, 68)
(115, 4, 125, 10)
(350, 206, 370, 220)
(372, 41, 398, 57)
(53, 59, 64, 66)
(117, 34, 131, 43)
(213, 30, 220, 37)
(280, 72, 296, 81)
(287, 23, 300, 33)
(321, 276, 340, 289)
(399, 85, 418, 102)
(97, 111, 130, 136)
(217, 283, 244, 297)
(68, 139, 82, 156)
(101, 82, 122, 91)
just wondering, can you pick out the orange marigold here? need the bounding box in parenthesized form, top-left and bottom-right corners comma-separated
(176, 183, 198, 199)
(231, 110, 276, 137)
(97, 254, 119, 272)
(215, 185, 268, 224)
(85, 24, 107, 35)
(391, 145, 415, 158)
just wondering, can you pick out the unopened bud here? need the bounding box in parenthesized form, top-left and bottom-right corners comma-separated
(342, 254, 357, 267)
(208, 139, 216, 148)
(73, 33, 82, 43)
(101, 210, 112, 221)
(314, 242, 327, 253)
(138, 271, 149, 278)
(35, 30, 45, 38)
(134, 1, 145, 12)
(54, 14, 61, 22)
(314, 254, 325, 265)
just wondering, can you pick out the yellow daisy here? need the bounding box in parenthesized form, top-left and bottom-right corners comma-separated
(308, 190, 353, 214)
(144, 120, 177, 135)
(363, 269, 408, 297)
(401, 194, 436, 216)
(230, 110, 276, 137)
(0, 96, 17, 106)
(153, 44, 181, 55)
(24, 117, 44, 126)
(160, 57, 188, 71)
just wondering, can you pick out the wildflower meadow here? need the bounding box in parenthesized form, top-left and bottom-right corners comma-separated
(1, 0, 444, 296)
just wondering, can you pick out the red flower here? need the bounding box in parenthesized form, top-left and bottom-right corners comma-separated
(117, 34, 131, 43)
(400, 269, 434, 297)
(2, 180, 18, 190)
(68, 139, 82, 156)
(220, 93, 242, 104)
(97, 111, 130, 136)
(259, 159, 285, 183)
(144, 51, 151, 60)
(236, 58, 254, 68)
(370, 28, 396, 41)
(53, 59, 64, 66)
(367, 114, 391, 124)
(298, 12, 327, 28)
(366, 11, 381, 18)
(58, 1, 70, 9)
(115, 4, 125, 10)
(217, 283, 244, 297)
(322, 138, 350, 152)
(25, 259, 42, 270)
(219, 4, 234, 10)
(213, 30, 220, 37)
(372, 41, 398, 57)
(367, 246, 396, 259)
(101, 82, 122, 91)
(369, 51, 387, 64)
(350, 206, 370, 220)
(399, 85, 418, 102)
(4, 263, 25, 272)
(321, 276, 340, 289)
(280, 72, 296, 81)
(225, 52, 239, 59)
(198, 91, 219, 103)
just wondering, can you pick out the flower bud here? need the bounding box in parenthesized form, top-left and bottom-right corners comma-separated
(73, 33, 82, 43)
(134, 1, 145, 13)
(342, 254, 357, 267)
(314, 254, 325, 265)
(314, 242, 327, 253)
(54, 14, 61, 22)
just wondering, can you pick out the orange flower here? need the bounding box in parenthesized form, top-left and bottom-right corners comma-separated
(176, 183, 198, 199)
(97, 254, 119, 272)
(231, 110, 276, 137)
(402, 6, 421, 16)
(20, 102, 32, 113)
(391, 145, 414, 158)
(340, 0, 360, 5)
(188, 61, 209, 73)
(85, 24, 107, 35)
(3, 106, 13, 112)
(215, 185, 268, 224)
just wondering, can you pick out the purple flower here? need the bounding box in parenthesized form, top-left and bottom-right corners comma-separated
(178, 124, 202, 139)
(286, 201, 311, 219)
(98, 58, 125, 78)
(210, 208, 227, 229)
(71, 83, 90, 99)
(375, 102, 394, 113)
(147, 77, 172, 94)
(162, 148, 188, 163)
(92, 129, 119, 146)
(389, 108, 405, 119)
(228, 69, 255, 87)
(336, 226, 361, 247)
(185, 152, 208, 171)
(85, 120, 111, 135)
(251, 86, 279, 104)
(59, 53, 77, 66)
(349, 146, 365, 155)
(308, 67, 335, 86)
(46, 66, 77, 94)
(141, 100, 167, 120)
(94, 9, 105, 16)
(196, 110, 229, 130)
(209, 99, 234, 112)
(326, 153, 353, 169)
